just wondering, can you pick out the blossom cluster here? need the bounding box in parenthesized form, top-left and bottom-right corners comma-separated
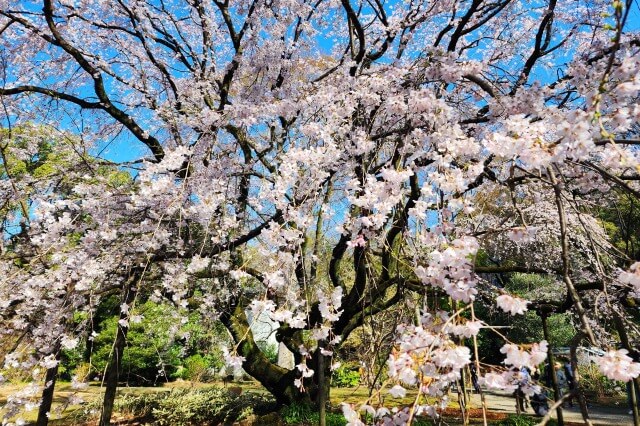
(415, 237, 480, 303)
(598, 349, 640, 382)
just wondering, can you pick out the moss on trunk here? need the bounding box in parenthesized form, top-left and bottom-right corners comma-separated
(220, 303, 313, 406)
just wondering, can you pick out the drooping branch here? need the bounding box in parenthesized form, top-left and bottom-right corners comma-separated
(580, 160, 640, 199)
(548, 166, 596, 345)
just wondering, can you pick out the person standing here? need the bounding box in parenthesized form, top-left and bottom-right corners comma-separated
(555, 361, 568, 406)
(515, 367, 531, 413)
(470, 364, 481, 394)
(530, 371, 550, 417)
(563, 360, 575, 408)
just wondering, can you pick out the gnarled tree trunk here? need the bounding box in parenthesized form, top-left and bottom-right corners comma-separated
(220, 302, 306, 406)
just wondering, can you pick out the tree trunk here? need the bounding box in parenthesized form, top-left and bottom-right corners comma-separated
(220, 302, 306, 406)
(308, 344, 331, 410)
(317, 342, 326, 426)
(36, 352, 60, 426)
(99, 282, 136, 426)
(219, 301, 337, 408)
(568, 333, 592, 426)
(614, 314, 640, 426)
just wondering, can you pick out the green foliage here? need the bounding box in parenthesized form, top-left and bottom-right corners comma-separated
(1, 125, 72, 179)
(256, 341, 278, 364)
(179, 310, 228, 370)
(497, 414, 557, 426)
(544, 314, 576, 347)
(59, 343, 86, 381)
(281, 402, 312, 424)
(281, 402, 347, 426)
(112, 387, 276, 425)
(506, 273, 567, 306)
(172, 354, 218, 382)
(579, 363, 626, 398)
(58, 311, 89, 380)
(83, 298, 229, 385)
(331, 363, 361, 387)
(91, 302, 184, 384)
(598, 192, 640, 261)
(411, 419, 436, 426)
(474, 273, 576, 361)
(0, 124, 131, 193)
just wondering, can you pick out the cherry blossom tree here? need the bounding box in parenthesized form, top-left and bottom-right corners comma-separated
(0, 0, 639, 425)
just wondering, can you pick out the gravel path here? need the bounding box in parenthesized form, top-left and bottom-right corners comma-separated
(471, 391, 634, 425)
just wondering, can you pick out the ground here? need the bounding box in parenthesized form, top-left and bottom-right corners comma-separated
(469, 390, 634, 426)
(0, 381, 636, 425)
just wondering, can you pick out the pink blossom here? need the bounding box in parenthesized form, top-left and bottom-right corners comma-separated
(496, 294, 530, 316)
(598, 349, 640, 382)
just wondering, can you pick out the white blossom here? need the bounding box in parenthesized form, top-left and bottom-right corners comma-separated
(496, 294, 530, 316)
(598, 349, 640, 382)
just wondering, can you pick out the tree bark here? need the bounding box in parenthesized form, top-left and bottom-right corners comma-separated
(568, 333, 592, 426)
(548, 166, 596, 345)
(99, 282, 137, 426)
(220, 302, 305, 406)
(317, 342, 327, 426)
(308, 344, 331, 410)
(220, 301, 336, 408)
(36, 351, 60, 426)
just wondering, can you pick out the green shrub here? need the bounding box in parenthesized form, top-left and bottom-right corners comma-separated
(85, 300, 229, 386)
(172, 354, 217, 382)
(91, 303, 185, 384)
(281, 402, 314, 424)
(497, 414, 557, 426)
(113, 387, 276, 425)
(114, 391, 170, 419)
(320, 412, 348, 426)
(411, 419, 435, 426)
(331, 363, 360, 387)
(72, 362, 92, 382)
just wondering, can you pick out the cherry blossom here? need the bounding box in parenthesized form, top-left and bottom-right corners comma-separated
(388, 385, 407, 398)
(340, 403, 365, 426)
(222, 349, 246, 370)
(496, 294, 530, 316)
(598, 349, 640, 382)
(500, 341, 548, 371)
(480, 371, 518, 392)
(619, 262, 640, 296)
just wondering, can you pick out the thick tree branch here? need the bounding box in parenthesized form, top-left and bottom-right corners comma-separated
(41, 0, 165, 161)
